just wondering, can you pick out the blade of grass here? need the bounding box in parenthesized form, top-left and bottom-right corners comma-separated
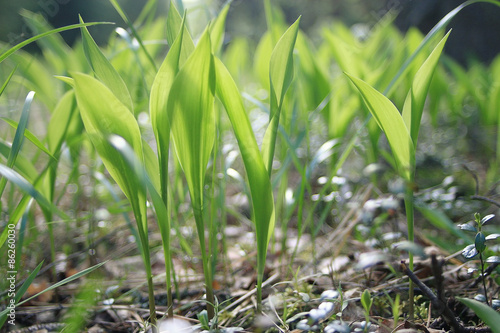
(107, 0, 157, 71)
(0, 66, 17, 96)
(0, 261, 43, 327)
(0, 22, 112, 63)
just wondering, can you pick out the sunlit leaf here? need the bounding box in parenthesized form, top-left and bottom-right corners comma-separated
(402, 31, 450, 145)
(80, 16, 133, 112)
(346, 74, 414, 180)
(262, 17, 300, 172)
(168, 29, 215, 210)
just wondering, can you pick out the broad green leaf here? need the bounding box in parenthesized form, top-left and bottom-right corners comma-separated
(72, 72, 146, 229)
(214, 56, 275, 243)
(80, 16, 133, 112)
(402, 31, 450, 146)
(0, 22, 111, 64)
(458, 298, 500, 333)
(167, 29, 215, 210)
(151, 16, 191, 200)
(214, 57, 275, 290)
(346, 74, 414, 181)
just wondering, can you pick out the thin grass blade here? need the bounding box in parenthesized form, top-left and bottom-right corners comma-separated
(0, 22, 112, 63)
(0, 261, 43, 326)
(0, 66, 17, 96)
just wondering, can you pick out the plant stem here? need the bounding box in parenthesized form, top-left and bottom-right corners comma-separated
(479, 252, 490, 306)
(140, 232, 157, 329)
(404, 181, 415, 321)
(193, 206, 215, 320)
(256, 275, 263, 314)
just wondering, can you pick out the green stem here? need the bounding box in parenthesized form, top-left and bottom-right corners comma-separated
(159, 150, 174, 318)
(139, 230, 157, 329)
(479, 252, 490, 306)
(256, 275, 263, 314)
(404, 180, 415, 322)
(193, 206, 215, 320)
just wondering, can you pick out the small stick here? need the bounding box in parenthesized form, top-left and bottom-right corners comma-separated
(401, 261, 466, 333)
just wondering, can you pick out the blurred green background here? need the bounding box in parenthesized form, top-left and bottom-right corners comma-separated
(1, 0, 499, 65)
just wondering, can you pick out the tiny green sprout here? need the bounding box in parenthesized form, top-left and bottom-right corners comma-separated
(459, 213, 497, 306)
(360, 289, 373, 333)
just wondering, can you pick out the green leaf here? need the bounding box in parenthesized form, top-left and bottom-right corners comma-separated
(214, 56, 275, 242)
(402, 31, 450, 146)
(0, 22, 112, 64)
(1, 118, 55, 162)
(0, 66, 16, 97)
(0, 163, 69, 248)
(46, 90, 79, 155)
(0, 261, 106, 320)
(150, 15, 191, 201)
(458, 298, 500, 333)
(0, 261, 43, 326)
(80, 16, 133, 112)
(0, 140, 38, 182)
(107, 0, 157, 71)
(72, 72, 148, 243)
(262, 17, 300, 173)
(269, 17, 300, 112)
(361, 289, 373, 312)
(209, 2, 230, 55)
(166, 2, 194, 64)
(214, 57, 275, 289)
(167, 29, 215, 210)
(475, 232, 486, 253)
(346, 74, 414, 181)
